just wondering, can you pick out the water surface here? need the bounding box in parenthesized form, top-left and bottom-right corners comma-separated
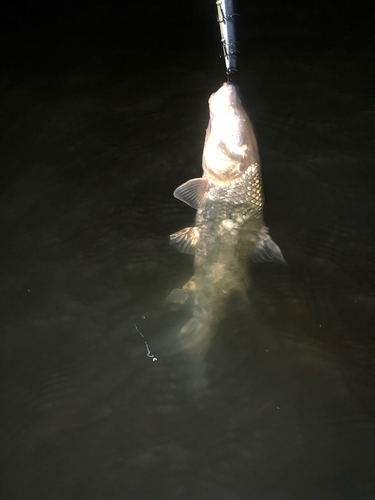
(0, 30, 374, 500)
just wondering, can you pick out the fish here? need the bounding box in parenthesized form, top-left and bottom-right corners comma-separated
(168, 82, 285, 352)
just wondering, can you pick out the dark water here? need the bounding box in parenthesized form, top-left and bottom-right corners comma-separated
(1, 4, 375, 499)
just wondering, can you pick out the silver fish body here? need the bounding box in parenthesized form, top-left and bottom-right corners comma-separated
(168, 83, 285, 350)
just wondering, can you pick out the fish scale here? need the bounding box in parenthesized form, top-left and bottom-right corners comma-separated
(199, 163, 264, 226)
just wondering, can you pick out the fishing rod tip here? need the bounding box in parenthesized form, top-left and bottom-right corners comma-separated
(226, 69, 237, 84)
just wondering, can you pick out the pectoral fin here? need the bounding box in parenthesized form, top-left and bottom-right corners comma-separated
(173, 178, 208, 209)
(170, 227, 200, 255)
(252, 228, 287, 264)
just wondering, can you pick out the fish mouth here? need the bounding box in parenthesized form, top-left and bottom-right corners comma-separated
(209, 82, 239, 112)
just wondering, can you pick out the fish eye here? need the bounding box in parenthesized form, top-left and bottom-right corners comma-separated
(229, 131, 243, 147)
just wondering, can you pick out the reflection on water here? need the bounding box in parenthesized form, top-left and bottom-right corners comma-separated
(0, 41, 374, 499)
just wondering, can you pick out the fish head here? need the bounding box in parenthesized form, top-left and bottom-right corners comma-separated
(202, 83, 260, 184)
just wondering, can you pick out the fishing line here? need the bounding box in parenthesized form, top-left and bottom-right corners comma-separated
(134, 323, 157, 361)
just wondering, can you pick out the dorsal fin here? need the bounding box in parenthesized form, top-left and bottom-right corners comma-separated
(170, 227, 200, 254)
(173, 178, 208, 209)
